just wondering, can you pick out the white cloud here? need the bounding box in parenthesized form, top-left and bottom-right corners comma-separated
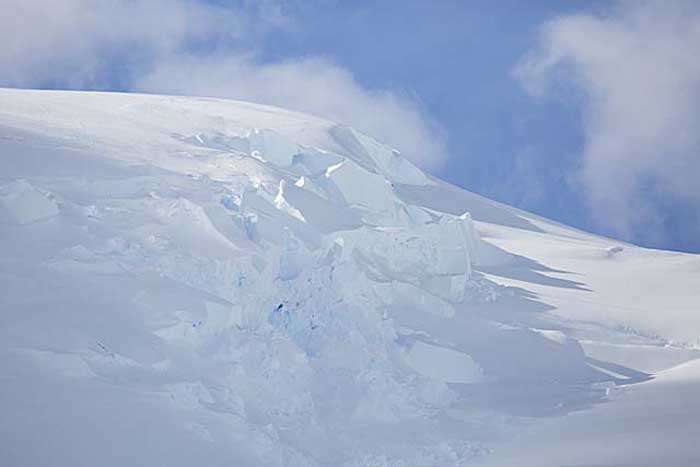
(0, 0, 446, 169)
(516, 0, 700, 243)
(0, 0, 244, 88)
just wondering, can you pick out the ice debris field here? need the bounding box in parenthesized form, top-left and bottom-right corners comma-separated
(1, 88, 699, 466)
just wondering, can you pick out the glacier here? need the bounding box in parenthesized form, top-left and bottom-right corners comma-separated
(0, 88, 699, 466)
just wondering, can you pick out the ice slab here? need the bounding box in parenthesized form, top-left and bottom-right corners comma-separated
(406, 341, 484, 384)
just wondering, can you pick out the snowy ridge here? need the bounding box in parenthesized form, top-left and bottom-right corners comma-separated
(1, 89, 699, 466)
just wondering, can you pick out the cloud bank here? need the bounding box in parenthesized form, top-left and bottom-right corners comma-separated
(0, 0, 446, 169)
(516, 0, 700, 245)
(0, 0, 243, 88)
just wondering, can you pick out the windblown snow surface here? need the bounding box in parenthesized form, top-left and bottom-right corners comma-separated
(1, 88, 699, 466)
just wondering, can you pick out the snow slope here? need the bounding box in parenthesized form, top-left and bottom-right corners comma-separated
(479, 358, 700, 467)
(0, 88, 698, 466)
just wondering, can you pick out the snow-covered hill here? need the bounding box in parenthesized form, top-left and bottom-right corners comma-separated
(1, 88, 698, 466)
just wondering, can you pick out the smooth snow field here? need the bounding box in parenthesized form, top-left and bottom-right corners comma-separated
(1, 88, 699, 466)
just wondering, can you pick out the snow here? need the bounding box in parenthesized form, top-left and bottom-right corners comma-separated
(0, 88, 698, 466)
(405, 341, 484, 384)
(478, 359, 700, 467)
(0, 179, 60, 224)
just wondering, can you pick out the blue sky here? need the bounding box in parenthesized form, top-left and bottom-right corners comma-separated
(2, 0, 699, 252)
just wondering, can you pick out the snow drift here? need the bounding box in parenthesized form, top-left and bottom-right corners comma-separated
(0, 89, 698, 466)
